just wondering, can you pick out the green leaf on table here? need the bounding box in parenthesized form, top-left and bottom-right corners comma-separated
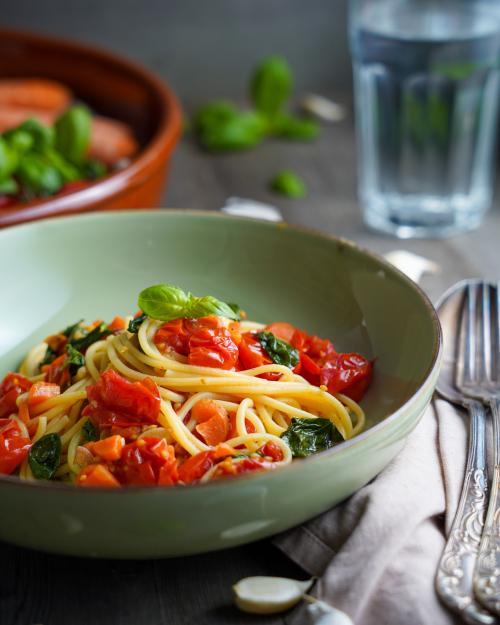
(194, 100, 239, 133)
(281, 417, 343, 457)
(254, 331, 299, 368)
(28, 433, 62, 480)
(138, 284, 237, 322)
(270, 113, 320, 140)
(270, 170, 307, 198)
(128, 312, 147, 333)
(55, 105, 92, 164)
(81, 419, 98, 444)
(251, 56, 293, 117)
(198, 110, 266, 151)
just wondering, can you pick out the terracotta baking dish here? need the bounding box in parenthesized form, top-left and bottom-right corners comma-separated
(0, 29, 183, 228)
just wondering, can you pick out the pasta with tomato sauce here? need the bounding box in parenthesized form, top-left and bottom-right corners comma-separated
(0, 285, 373, 487)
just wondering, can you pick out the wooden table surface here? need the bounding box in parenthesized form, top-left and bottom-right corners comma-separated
(2, 90, 500, 625)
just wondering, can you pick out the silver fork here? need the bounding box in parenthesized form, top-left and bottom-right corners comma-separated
(435, 280, 496, 624)
(455, 281, 500, 616)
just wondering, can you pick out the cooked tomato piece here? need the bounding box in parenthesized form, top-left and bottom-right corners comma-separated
(188, 327, 239, 370)
(238, 334, 283, 381)
(177, 449, 217, 483)
(82, 369, 161, 429)
(92, 435, 125, 461)
(215, 456, 276, 476)
(116, 436, 178, 486)
(108, 316, 126, 331)
(0, 418, 32, 474)
(154, 316, 228, 356)
(44, 354, 68, 385)
(320, 353, 373, 401)
(264, 322, 297, 344)
(110, 425, 141, 442)
(228, 321, 242, 346)
(257, 441, 284, 462)
(0, 373, 33, 419)
(75, 463, 121, 487)
(227, 411, 257, 441)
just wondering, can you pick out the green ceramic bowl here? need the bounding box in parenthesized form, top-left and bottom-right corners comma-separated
(0, 210, 442, 558)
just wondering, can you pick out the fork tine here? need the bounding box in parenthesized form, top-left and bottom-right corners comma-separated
(456, 283, 476, 386)
(482, 282, 492, 384)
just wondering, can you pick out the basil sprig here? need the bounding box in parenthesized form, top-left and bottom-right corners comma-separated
(270, 170, 307, 198)
(71, 322, 112, 352)
(226, 302, 246, 321)
(281, 417, 343, 458)
(255, 331, 299, 368)
(128, 312, 147, 333)
(138, 285, 237, 322)
(81, 419, 98, 444)
(28, 433, 62, 480)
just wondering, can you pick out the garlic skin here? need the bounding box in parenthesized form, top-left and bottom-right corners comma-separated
(232, 576, 314, 614)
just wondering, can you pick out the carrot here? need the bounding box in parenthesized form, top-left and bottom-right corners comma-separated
(196, 413, 229, 447)
(75, 463, 121, 487)
(110, 425, 141, 442)
(0, 105, 57, 135)
(92, 435, 125, 461)
(88, 116, 140, 165)
(83, 441, 96, 456)
(18, 398, 30, 424)
(0, 78, 72, 111)
(213, 442, 237, 459)
(44, 334, 67, 352)
(108, 316, 126, 331)
(192, 399, 227, 424)
(28, 382, 60, 406)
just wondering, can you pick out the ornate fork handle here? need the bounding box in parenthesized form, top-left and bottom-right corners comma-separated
(475, 397, 500, 616)
(436, 399, 495, 624)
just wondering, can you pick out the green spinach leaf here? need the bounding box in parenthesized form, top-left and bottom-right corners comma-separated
(81, 419, 98, 444)
(61, 343, 85, 376)
(138, 285, 237, 322)
(128, 312, 147, 333)
(255, 331, 299, 368)
(38, 344, 56, 370)
(28, 433, 62, 480)
(281, 417, 343, 457)
(62, 319, 85, 340)
(270, 169, 307, 198)
(70, 322, 112, 352)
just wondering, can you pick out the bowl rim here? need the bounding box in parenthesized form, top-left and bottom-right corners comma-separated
(0, 209, 443, 493)
(0, 28, 183, 228)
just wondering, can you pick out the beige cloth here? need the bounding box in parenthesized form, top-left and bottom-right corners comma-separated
(274, 398, 486, 625)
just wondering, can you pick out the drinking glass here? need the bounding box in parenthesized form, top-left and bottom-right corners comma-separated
(349, 0, 500, 238)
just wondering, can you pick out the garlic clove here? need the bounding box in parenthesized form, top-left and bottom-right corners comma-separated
(303, 597, 355, 625)
(300, 94, 348, 122)
(383, 250, 440, 285)
(232, 576, 314, 614)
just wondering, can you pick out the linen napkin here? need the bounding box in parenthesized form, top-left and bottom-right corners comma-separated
(274, 398, 486, 625)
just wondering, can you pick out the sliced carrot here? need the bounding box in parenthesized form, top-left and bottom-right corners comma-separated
(0, 78, 72, 111)
(83, 441, 96, 456)
(76, 463, 121, 487)
(213, 442, 237, 459)
(90, 319, 103, 329)
(44, 334, 67, 352)
(18, 398, 30, 424)
(192, 399, 228, 424)
(108, 316, 126, 331)
(196, 413, 229, 447)
(88, 116, 140, 165)
(92, 435, 125, 461)
(28, 382, 60, 407)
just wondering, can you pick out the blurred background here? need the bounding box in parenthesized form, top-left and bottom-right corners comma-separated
(1, 0, 351, 108)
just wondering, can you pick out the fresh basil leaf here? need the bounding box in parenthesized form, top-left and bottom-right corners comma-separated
(255, 331, 299, 368)
(194, 99, 239, 133)
(270, 169, 307, 198)
(17, 154, 63, 197)
(79, 159, 107, 180)
(188, 295, 238, 321)
(0, 137, 18, 180)
(226, 302, 246, 321)
(281, 417, 343, 458)
(61, 343, 85, 376)
(199, 110, 266, 152)
(28, 433, 62, 480)
(0, 176, 18, 195)
(44, 148, 81, 183)
(62, 319, 85, 340)
(138, 285, 237, 322)
(55, 105, 92, 164)
(38, 344, 56, 370)
(251, 56, 293, 117)
(128, 312, 147, 333)
(16, 119, 55, 151)
(81, 419, 98, 444)
(70, 322, 112, 351)
(2, 128, 34, 154)
(271, 114, 320, 140)
(138, 284, 188, 321)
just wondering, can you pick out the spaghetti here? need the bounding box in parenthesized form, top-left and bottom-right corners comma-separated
(0, 290, 372, 487)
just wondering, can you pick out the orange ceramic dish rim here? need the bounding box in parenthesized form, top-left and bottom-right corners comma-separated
(0, 28, 183, 227)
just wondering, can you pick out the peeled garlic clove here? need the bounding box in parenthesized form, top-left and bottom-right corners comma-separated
(300, 94, 348, 122)
(383, 250, 441, 285)
(303, 598, 355, 625)
(233, 576, 314, 614)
